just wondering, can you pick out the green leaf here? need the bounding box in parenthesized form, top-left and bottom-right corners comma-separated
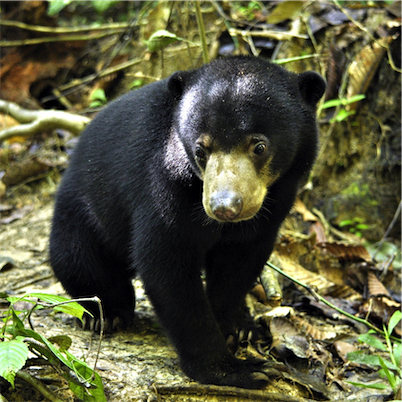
(321, 98, 344, 109)
(347, 380, 388, 390)
(146, 30, 179, 52)
(10, 310, 26, 334)
(89, 89, 107, 108)
(358, 333, 388, 351)
(388, 310, 402, 335)
(321, 94, 366, 110)
(26, 293, 88, 321)
(7, 295, 35, 305)
(64, 351, 106, 402)
(24, 328, 105, 401)
(346, 94, 366, 104)
(89, 89, 107, 103)
(48, 335, 72, 353)
(92, 0, 118, 13)
(0, 339, 29, 387)
(393, 342, 401, 368)
(333, 109, 355, 122)
(347, 351, 380, 366)
(378, 356, 397, 391)
(356, 224, 370, 230)
(47, 0, 73, 16)
(348, 351, 399, 372)
(20, 328, 73, 368)
(130, 79, 144, 90)
(339, 219, 354, 227)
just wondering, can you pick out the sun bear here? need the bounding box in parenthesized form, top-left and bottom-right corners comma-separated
(50, 56, 325, 389)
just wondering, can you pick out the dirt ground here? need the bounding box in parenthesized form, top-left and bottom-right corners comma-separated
(0, 185, 187, 402)
(0, 181, 395, 402)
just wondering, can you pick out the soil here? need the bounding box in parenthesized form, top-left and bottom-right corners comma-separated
(0, 184, 184, 402)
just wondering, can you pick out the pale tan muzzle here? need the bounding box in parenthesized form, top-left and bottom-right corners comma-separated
(202, 151, 273, 223)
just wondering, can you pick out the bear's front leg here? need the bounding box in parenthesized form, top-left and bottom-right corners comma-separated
(134, 235, 269, 389)
(205, 236, 275, 342)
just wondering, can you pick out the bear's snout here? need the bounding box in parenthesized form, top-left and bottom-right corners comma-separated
(210, 190, 243, 221)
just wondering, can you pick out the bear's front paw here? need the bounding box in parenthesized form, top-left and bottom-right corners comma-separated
(182, 354, 274, 389)
(79, 309, 134, 333)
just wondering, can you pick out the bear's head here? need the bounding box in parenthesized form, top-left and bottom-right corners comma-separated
(168, 56, 326, 223)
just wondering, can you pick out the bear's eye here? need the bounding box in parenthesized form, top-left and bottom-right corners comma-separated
(253, 142, 267, 156)
(195, 146, 206, 160)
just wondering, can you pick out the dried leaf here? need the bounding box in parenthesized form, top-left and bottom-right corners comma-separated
(249, 283, 269, 305)
(317, 242, 372, 263)
(309, 221, 327, 243)
(333, 340, 358, 362)
(267, 1, 304, 24)
(272, 252, 358, 298)
(293, 198, 318, 222)
(325, 44, 347, 102)
(269, 316, 308, 359)
(0, 205, 33, 224)
(291, 315, 337, 341)
(360, 296, 401, 328)
(0, 181, 5, 198)
(367, 271, 390, 297)
(347, 37, 393, 111)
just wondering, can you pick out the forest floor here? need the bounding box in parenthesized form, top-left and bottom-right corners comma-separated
(0, 182, 397, 402)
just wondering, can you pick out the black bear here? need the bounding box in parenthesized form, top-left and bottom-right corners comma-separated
(50, 56, 325, 389)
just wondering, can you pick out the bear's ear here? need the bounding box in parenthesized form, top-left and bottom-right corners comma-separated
(298, 71, 326, 108)
(168, 71, 189, 100)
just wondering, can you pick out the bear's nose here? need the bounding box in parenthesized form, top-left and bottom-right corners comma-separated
(210, 191, 243, 221)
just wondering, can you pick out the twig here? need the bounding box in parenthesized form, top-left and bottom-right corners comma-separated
(0, 18, 128, 33)
(0, 30, 125, 47)
(266, 261, 399, 342)
(0, 100, 90, 141)
(194, 1, 209, 64)
(16, 371, 65, 402)
(372, 200, 402, 260)
(51, 57, 143, 95)
(229, 20, 308, 42)
(155, 383, 315, 401)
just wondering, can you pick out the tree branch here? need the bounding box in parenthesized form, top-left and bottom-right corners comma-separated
(0, 100, 90, 141)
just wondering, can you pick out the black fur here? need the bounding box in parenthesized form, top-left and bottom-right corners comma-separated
(50, 56, 325, 388)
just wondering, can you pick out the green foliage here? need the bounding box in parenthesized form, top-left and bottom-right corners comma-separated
(319, 94, 366, 122)
(232, 1, 262, 21)
(0, 339, 29, 387)
(339, 217, 370, 238)
(146, 30, 180, 52)
(347, 310, 402, 396)
(130, 79, 144, 90)
(365, 241, 402, 270)
(89, 88, 108, 108)
(92, 1, 119, 14)
(0, 293, 106, 401)
(47, 0, 118, 16)
(145, 30, 194, 53)
(47, 0, 73, 16)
